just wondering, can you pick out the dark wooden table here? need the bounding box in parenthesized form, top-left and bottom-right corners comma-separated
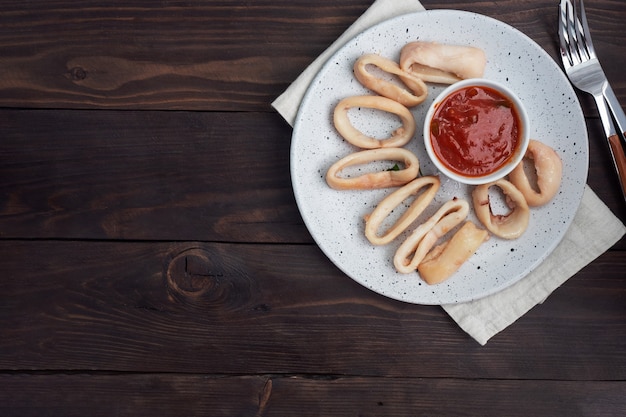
(1, 0, 624, 415)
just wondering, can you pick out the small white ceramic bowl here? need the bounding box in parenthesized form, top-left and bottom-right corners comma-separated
(423, 78, 530, 185)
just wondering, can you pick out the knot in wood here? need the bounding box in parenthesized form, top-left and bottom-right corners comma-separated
(166, 248, 222, 298)
(68, 66, 87, 81)
(164, 246, 254, 312)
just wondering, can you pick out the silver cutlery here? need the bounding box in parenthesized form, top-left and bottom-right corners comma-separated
(558, 0, 626, 201)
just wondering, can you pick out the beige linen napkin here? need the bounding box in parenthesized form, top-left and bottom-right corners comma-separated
(272, 0, 626, 345)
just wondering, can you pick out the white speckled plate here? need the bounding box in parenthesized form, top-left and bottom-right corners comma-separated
(290, 10, 588, 305)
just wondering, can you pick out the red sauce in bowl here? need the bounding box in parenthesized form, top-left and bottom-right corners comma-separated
(429, 85, 521, 177)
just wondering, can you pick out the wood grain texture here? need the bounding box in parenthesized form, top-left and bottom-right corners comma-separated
(0, 240, 624, 379)
(0, 0, 622, 111)
(0, 374, 624, 417)
(0, 109, 307, 242)
(0, 0, 373, 110)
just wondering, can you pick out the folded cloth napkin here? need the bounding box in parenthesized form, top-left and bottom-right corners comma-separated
(272, 0, 626, 345)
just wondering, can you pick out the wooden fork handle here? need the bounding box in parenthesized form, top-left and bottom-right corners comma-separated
(608, 133, 626, 201)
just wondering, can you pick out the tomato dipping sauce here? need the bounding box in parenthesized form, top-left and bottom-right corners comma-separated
(429, 85, 522, 177)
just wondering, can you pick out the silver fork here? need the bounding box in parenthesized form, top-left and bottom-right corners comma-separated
(558, 0, 626, 201)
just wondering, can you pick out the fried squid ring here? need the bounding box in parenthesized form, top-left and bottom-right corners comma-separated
(353, 54, 429, 107)
(472, 179, 530, 239)
(326, 148, 420, 190)
(417, 221, 489, 285)
(333, 95, 416, 149)
(508, 139, 563, 207)
(393, 198, 469, 274)
(399, 41, 486, 84)
(364, 176, 440, 245)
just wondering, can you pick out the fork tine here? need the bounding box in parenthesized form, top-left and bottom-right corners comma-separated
(558, 0, 566, 55)
(577, 0, 596, 58)
(558, 0, 574, 67)
(564, 0, 583, 65)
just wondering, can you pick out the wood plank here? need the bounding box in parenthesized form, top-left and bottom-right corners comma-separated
(0, 240, 624, 379)
(0, 0, 372, 110)
(1, 109, 624, 246)
(0, 109, 308, 243)
(0, 374, 267, 417)
(0, 0, 622, 110)
(0, 374, 624, 417)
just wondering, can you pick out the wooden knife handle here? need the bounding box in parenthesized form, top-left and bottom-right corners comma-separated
(608, 133, 626, 200)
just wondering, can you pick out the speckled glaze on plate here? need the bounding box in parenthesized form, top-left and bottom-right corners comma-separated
(290, 10, 588, 305)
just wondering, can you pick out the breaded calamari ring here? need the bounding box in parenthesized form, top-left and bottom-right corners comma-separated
(326, 148, 420, 190)
(393, 198, 469, 274)
(472, 179, 530, 239)
(364, 176, 440, 245)
(417, 221, 489, 285)
(509, 139, 563, 206)
(353, 54, 429, 107)
(333, 95, 416, 149)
